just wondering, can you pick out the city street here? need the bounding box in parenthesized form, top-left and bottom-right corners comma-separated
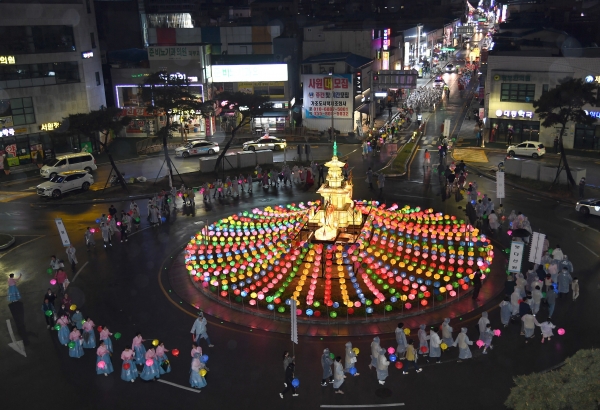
(2, 72, 600, 409)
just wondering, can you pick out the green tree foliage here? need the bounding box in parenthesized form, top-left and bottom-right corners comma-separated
(505, 349, 600, 410)
(212, 91, 270, 174)
(60, 108, 131, 191)
(142, 72, 213, 186)
(532, 77, 597, 187)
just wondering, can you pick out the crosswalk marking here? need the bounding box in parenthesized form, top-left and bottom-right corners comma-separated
(452, 148, 489, 163)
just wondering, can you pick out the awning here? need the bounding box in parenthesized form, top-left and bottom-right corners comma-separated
(356, 103, 370, 114)
(255, 111, 289, 118)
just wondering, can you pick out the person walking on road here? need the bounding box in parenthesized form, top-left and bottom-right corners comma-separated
(376, 348, 390, 385)
(71, 308, 83, 331)
(395, 323, 408, 359)
(441, 318, 454, 346)
(481, 324, 495, 354)
(477, 311, 490, 339)
(453, 328, 473, 362)
(429, 328, 442, 363)
(418, 324, 430, 357)
(69, 327, 84, 358)
(333, 356, 346, 393)
(537, 320, 556, 343)
(403, 340, 422, 373)
(572, 277, 580, 301)
(557, 268, 573, 298)
(84, 227, 95, 251)
(369, 336, 381, 370)
(50, 255, 62, 274)
(190, 356, 208, 389)
(344, 341, 359, 376)
(96, 341, 114, 376)
(366, 168, 374, 190)
(66, 244, 78, 272)
(424, 149, 431, 168)
(100, 222, 112, 248)
(283, 351, 294, 386)
(121, 346, 138, 382)
(522, 312, 540, 343)
(7, 273, 22, 303)
(42, 298, 55, 329)
(191, 311, 214, 347)
(82, 317, 96, 349)
(297, 144, 303, 162)
(579, 177, 586, 198)
(99, 326, 113, 353)
(321, 348, 334, 386)
(500, 296, 511, 327)
(377, 173, 385, 196)
(132, 333, 147, 366)
(472, 269, 483, 300)
(57, 315, 70, 345)
(280, 361, 298, 398)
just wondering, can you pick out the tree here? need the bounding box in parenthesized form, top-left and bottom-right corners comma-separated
(58, 108, 131, 191)
(505, 349, 600, 410)
(142, 72, 212, 187)
(211, 91, 271, 175)
(532, 77, 597, 187)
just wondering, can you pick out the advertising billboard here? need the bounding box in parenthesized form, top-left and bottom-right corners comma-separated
(302, 74, 353, 119)
(212, 64, 288, 82)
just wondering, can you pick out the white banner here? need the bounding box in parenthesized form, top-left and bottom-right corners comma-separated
(302, 74, 353, 119)
(496, 171, 505, 199)
(528, 232, 546, 264)
(508, 241, 524, 273)
(54, 218, 71, 247)
(290, 299, 298, 344)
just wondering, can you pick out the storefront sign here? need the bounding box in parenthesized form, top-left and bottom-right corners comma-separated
(495, 109, 534, 119)
(120, 107, 154, 117)
(40, 122, 61, 131)
(355, 71, 362, 95)
(584, 110, 600, 118)
(13, 127, 28, 135)
(383, 29, 390, 51)
(82, 51, 94, 59)
(493, 74, 531, 82)
(213, 64, 288, 83)
(302, 74, 353, 119)
(148, 46, 200, 61)
(0, 56, 16, 65)
(1, 127, 15, 136)
(584, 75, 600, 84)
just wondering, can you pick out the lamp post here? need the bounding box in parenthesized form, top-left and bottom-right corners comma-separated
(329, 70, 334, 141)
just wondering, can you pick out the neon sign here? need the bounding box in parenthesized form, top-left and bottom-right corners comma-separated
(495, 109, 533, 119)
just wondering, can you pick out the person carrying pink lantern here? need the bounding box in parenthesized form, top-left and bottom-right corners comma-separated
(99, 326, 113, 353)
(480, 323, 495, 354)
(537, 319, 556, 343)
(84, 227, 96, 251)
(96, 341, 114, 376)
(140, 347, 160, 381)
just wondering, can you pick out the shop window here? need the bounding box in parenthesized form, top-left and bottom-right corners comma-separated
(500, 83, 535, 102)
(95, 72, 101, 86)
(10, 97, 36, 126)
(0, 61, 80, 86)
(542, 84, 549, 93)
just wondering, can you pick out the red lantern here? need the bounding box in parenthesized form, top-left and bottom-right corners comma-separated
(395, 361, 403, 369)
(123, 363, 131, 370)
(171, 349, 180, 357)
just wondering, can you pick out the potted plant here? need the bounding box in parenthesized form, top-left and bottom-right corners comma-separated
(3, 155, 10, 175)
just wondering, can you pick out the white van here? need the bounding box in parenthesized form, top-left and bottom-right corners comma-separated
(40, 152, 97, 179)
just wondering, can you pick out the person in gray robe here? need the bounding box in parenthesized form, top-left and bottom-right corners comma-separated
(321, 348, 333, 386)
(429, 328, 442, 363)
(395, 323, 408, 359)
(332, 357, 345, 393)
(417, 324, 430, 355)
(560, 255, 573, 273)
(344, 342, 359, 376)
(453, 327, 473, 361)
(499, 296, 511, 327)
(376, 348, 390, 385)
(441, 318, 453, 346)
(369, 336, 381, 369)
(477, 311, 490, 337)
(557, 268, 573, 297)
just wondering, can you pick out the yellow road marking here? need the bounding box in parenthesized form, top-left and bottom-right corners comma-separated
(452, 148, 489, 163)
(0, 191, 35, 202)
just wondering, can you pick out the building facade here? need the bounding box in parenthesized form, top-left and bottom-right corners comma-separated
(485, 55, 600, 149)
(0, 0, 106, 167)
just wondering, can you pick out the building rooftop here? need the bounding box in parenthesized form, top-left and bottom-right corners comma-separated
(302, 52, 373, 69)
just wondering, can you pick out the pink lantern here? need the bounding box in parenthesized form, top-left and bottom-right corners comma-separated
(557, 328, 565, 336)
(493, 329, 501, 337)
(145, 359, 153, 366)
(50, 279, 57, 285)
(97, 360, 106, 369)
(387, 347, 395, 354)
(476, 340, 485, 348)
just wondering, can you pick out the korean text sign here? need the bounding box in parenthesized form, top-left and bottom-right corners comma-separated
(302, 74, 353, 119)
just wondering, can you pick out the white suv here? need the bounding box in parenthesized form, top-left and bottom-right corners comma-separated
(40, 152, 97, 179)
(37, 171, 94, 198)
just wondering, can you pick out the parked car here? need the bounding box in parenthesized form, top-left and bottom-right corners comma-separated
(242, 136, 287, 151)
(37, 170, 94, 198)
(433, 77, 445, 88)
(507, 141, 546, 158)
(175, 141, 219, 158)
(445, 63, 455, 73)
(576, 198, 600, 216)
(40, 152, 97, 179)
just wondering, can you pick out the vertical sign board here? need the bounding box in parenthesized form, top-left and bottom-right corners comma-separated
(290, 299, 298, 344)
(508, 241, 524, 273)
(528, 232, 546, 264)
(496, 171, 505, 199)
(54, 218, 71, 247)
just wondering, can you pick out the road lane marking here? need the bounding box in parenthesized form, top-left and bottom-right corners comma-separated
(0, 236, 45, 259)
(72, 261, 89, 283)
(564, 218, 587, 228)
(0, 191, 35, 202)
(6, 319, 26, 357)
(321, 404, 405, 408)
(577, 242, 599, 257)
(157, 379, 201, 393)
